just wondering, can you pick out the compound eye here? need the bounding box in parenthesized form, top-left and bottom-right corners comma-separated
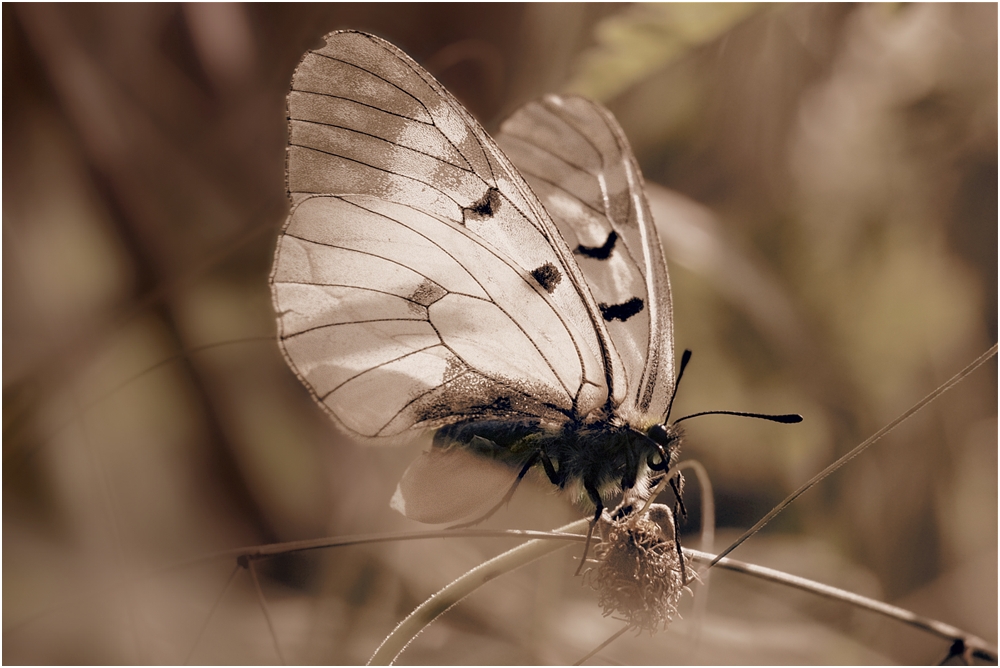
(647, 423, 670, 446)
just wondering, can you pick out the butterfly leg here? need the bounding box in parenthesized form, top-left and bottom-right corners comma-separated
(447, 452, 540, 529)
(668, 475, 689, 583)
(669, 474, 688, 519)
(537, 449, 564, 487)
(574, 482, 604, 576)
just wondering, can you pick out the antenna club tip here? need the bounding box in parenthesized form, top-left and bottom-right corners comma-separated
(781, 414, 804, 424)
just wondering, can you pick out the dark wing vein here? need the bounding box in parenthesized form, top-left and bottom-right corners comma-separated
(341, 198, 582, 400)
(312, 50, 436, 121)
(288, 144, 467, 210)
(515, 166, 605, 218)
(504, 125, 598, 178)
(276, 281, 435, 307)
(319, 343, 442, 400)
(283, 232, 444, 286)
(286, 318, 427, 341)
(290, 89, 434, 126)
(292, 117, 475, 175)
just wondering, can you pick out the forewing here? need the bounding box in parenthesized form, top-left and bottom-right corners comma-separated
(496, 95, 675, 420)
(273, 195, 599, 438)
(276, 31, 615, 438)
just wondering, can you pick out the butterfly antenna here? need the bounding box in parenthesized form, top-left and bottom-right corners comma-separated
(673, 410, 803, 425)
(663, 349, 693, 424)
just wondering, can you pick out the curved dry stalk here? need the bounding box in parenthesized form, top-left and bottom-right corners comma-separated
(710, 343, 998, 568)
(162, 527, 588, 573)
(679, 459, 714, 632)
(679, 459, 715, 556)
(687, 548, 998, 663)
(367, 519, 590, 665)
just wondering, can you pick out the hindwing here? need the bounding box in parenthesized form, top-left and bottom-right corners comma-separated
(497, 95, 675, 420)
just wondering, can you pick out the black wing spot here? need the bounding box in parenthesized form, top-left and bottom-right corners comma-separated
(530, 263, 562, 293)
(599, 297, 644, 322)
(463, 187, 501, 223)
(575, 231, 617, 260)
(409, 278, 447, 307)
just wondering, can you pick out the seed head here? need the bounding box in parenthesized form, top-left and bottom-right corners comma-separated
(587, 503, 690, 632)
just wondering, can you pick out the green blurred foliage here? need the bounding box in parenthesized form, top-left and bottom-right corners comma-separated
(3, 3, 995, 664)
(566, 3, 761, 101)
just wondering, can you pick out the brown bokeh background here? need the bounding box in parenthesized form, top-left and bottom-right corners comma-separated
(4, 4, 996, 664)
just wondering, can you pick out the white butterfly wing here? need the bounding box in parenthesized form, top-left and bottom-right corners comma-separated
(496, 95, 675, 420)
(272, 31, 613, 440)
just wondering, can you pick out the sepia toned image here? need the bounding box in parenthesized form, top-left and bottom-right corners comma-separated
(4, 4, 996, 664)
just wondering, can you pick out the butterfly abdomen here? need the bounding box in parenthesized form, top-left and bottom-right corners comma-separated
(434, 418, 660, 509)
(433, 418, 547, 465)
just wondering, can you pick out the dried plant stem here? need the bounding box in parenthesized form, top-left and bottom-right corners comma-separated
(710, 343, 998, 568)
(572, 625, 629, 666)
(366, 519, 590, 665)
(10, 529, 590, 637)
(687, 548, 998, 662)
(678, 459, 715, 556)
(679, 459, 714, 633)
(184, 562, 240, 665)
(247, 559, 286, 665)
(165, 528, 588, 572)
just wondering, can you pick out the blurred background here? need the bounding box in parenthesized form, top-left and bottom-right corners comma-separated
(3, 3, 996, 664)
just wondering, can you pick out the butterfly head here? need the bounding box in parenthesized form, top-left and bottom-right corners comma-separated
(606, 421, 683, 503)
(643, 422, 683, 473)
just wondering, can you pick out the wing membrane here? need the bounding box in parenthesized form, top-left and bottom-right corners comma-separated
(497, 95, 675, 420)
(274, 195, 596, 438)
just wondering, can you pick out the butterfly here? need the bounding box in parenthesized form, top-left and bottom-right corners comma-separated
(270, 30, 785, 533)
